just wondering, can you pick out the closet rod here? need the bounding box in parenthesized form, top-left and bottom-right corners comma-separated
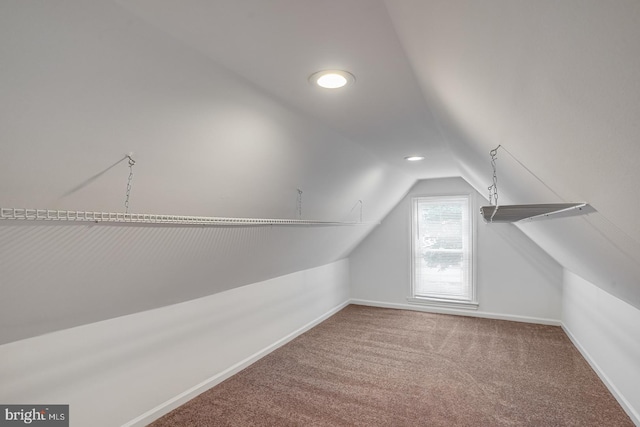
(0, 208, 376, 227)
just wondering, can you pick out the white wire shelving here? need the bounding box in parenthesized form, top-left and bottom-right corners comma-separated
(0, 208, 376, 227)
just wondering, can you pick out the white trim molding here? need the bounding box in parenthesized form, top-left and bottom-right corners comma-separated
(122, 301, 349, 427)
(351, 299, 561, 326)
(409, 193, 478, 306)
(407, 296, 479, 310)
(562, 270, 640, 426)
(562, 324, 640, 426)
(0, 260, 351, 427)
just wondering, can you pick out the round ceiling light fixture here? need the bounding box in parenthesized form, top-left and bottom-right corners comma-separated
(309, 70, 355, 89)
(405, 155, 425, 161)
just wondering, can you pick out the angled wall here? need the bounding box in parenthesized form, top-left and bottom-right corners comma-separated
(0, 260, 350, 427)
(562, 270, 640, 425)
(0, 1, 413, 343)
(0, 222, 374, 344)
(385, 0, 640, 311)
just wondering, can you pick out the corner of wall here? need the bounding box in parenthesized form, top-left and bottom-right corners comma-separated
(349, 177, 563, 321)
(0, 260, 351, 427)
(561, 269, 640, 425)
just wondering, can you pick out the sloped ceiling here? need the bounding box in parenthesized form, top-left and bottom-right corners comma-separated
(1, 0, 640, 342)
(0, 0, 420, 343)
(114, 0, 456, 177)
(384, 0, 640, 309)
(113, 0, 640, 309)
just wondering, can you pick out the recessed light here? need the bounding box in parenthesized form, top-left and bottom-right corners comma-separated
(405, 156, 425, 161)
(309, 70, 355, 89)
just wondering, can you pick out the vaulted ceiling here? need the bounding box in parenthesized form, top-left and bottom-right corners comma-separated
(1, 0, 640, 342)
(114, 0, 456, 178)
(114, 0, 640, 309)
(385, 0, 640, 309)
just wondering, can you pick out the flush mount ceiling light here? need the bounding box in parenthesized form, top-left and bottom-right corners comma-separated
(404, 156, 425, 161)
(309, 70, 355, 89)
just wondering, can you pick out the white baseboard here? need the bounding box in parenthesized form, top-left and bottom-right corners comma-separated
(351, 298, 637, 425)
(121, 300, 350, 427)
(349, 298, 561, 326)
(125, 299, 640, 427)
(561, 324, 640, 426)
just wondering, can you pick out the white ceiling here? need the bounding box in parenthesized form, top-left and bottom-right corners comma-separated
(115, 0, 456, 179)
(114, 0, 640, 308)
(385, 0, 640, 309)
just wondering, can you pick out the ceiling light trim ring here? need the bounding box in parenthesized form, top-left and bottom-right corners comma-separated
(404, 156, 425, 161)
(309, 70, 356, 89)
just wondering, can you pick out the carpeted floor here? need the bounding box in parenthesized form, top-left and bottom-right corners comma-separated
(150, 305, 633, 426)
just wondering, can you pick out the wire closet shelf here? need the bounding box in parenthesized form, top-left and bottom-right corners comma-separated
(480, 145, 589, 223)
(0, 208, 375, 227)
(0, 155, 376, 227)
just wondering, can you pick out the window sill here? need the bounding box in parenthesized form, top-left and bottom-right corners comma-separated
(407, 297, 479, 310)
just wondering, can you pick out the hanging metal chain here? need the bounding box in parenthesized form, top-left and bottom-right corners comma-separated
(296, 188, 303, 219)
(125, 155, 136, 213)
(487, 145, 501, 206)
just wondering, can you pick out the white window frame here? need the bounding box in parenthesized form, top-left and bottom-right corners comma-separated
(407, 194, 478, 310)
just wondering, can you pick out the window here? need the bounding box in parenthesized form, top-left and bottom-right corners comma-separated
(409, 195, 477, 308)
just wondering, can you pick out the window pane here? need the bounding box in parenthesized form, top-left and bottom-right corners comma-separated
(412, 196, 472, 302)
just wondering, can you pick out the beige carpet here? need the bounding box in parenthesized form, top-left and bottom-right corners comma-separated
(151, 305, 633, 426)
